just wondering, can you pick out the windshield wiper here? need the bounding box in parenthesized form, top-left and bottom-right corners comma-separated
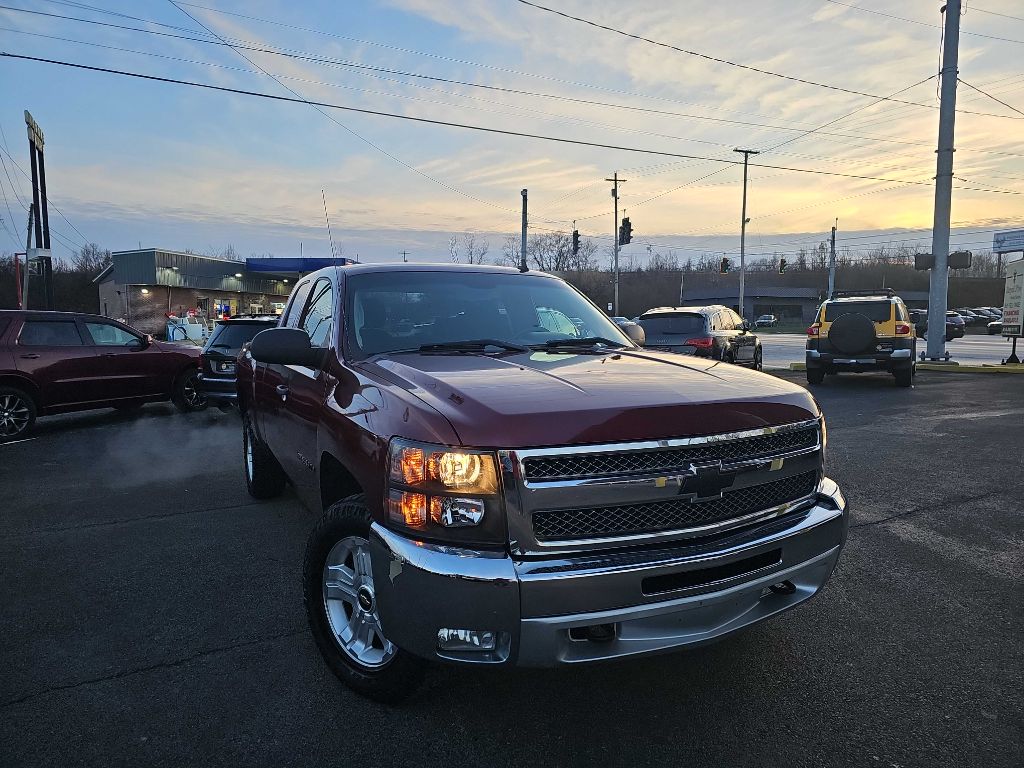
(417, 339, 530, 354)
(535, 336, 628, 350)
(209, 343, 232, 349)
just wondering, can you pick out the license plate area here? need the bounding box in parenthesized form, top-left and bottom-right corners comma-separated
(217, 361, 235, 373)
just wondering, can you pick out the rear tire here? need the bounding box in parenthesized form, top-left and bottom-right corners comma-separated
(243, 412, 286, 499)
(172, 368, 208, 412)
(894, 367, 914, 387)
(304, 496, 425, 705)
(806, 368, 825, 385)
(753, 347, 763, 371)
(0, 386, 36, 443)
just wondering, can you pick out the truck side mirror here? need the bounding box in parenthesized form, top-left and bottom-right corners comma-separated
(621, 322, 645, 346)
(249, 327, 326, 367)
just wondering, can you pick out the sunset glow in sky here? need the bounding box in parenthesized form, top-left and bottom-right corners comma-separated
(1, 0, 1022, 263)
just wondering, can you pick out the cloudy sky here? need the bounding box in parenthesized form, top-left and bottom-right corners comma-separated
(0, 0, 1022, 265)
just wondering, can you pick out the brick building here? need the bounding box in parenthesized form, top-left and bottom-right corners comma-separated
(93, 249, 295, 336)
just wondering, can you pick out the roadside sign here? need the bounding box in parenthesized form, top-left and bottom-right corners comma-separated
(1002, 259, 1024, 337)
(993, 229, 1024, 254)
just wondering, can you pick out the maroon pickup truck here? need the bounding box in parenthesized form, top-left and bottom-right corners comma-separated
(237, 264, 847, 703)
(0, 310, 206, 441)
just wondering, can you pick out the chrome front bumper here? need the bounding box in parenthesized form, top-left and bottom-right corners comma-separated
(370, 477, 848, 667)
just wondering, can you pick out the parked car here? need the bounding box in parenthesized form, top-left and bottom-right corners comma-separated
(754, 314, 778, 328)
(807, 290, 916, 386)
(970, 307, 999, 322)
(0, 310, 206, 442)
(954, 309, 984, 326)
(611, 316, 645, 343)
(237, 264, 846, 702)
(908, 309, 964, 342)
(637, 305, 762, 369)
(988, 319, 1003, 335)
(198, 316, 279, 406)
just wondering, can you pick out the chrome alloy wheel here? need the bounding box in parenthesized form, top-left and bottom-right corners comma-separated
(0, 393, 31, 438)
(322, 536, 396, 669)
(182, 371, 207, 408)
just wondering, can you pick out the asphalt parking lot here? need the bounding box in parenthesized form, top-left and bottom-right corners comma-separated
(1, 372, 1021, 768)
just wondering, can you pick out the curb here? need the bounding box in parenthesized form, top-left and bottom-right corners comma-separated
(782, 361, 1024, 374)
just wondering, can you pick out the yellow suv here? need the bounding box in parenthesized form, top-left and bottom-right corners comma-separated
(805, 290, 917, 387)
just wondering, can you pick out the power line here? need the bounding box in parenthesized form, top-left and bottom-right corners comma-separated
(7, 52, 1019, 198)
(0, 143, 90, 246)
(514, 0, 1023, 119)
(971, 6, 1024, 23)
(823, 0, 1024, 44)
(957, 78, 1024, 117)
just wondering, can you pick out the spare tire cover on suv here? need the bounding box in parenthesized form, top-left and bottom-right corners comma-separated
(828, 312, 877, 354)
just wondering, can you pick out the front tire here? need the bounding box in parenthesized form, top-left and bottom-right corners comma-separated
(173, 368, 208, 412)
(304, 496, 425, 704)
(806, 367, 825, 385)
(0, 386, 36, 443)
(753, 347, 763, 371)
(242, 413, 286, 499)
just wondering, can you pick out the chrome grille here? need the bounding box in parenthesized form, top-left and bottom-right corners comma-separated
(523, 426, 818, 482)
(532, 470, 818, 542)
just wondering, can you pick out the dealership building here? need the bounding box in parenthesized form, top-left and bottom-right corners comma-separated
(93, 249, 351, 336)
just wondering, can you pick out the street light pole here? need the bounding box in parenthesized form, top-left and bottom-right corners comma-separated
(734, 149, 758, 320)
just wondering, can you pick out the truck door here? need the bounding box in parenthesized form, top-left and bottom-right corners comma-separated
(256, 279, 312, 454)
(273, 277, 335, 498)
(80, 319, 164, 400)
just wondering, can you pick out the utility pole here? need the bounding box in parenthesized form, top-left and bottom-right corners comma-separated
(734, 149, 758, 320)
(606, 172, 626, 314)
(828, 220, 837, 297)
(520, 189, 528, 272)
(926, 0, 962, 361)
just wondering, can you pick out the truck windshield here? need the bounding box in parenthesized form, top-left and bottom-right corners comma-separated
(345, 270, 628, 359)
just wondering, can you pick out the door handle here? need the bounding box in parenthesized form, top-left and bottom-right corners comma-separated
(276, 384, 290, 400)
(102, 352, 116, 357)
(19, 353, 40, 359)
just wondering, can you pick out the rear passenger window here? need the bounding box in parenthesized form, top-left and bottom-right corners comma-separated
(19, 320, 84, 346)
(824, 302, 892, 323)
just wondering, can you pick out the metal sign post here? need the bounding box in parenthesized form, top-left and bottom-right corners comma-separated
(24, 110, 53, 310)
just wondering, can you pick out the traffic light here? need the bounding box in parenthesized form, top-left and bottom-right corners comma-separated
(572, 229, 580, 255)
(618, 217, 632, 245)
(720, 257, 731, 273)
(779, 258, 787, 274)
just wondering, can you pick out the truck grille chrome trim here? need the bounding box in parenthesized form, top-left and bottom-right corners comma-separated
(532, 471, 819, 542)
(521, 422, 819, 483)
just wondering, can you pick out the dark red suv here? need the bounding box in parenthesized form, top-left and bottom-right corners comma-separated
(0, 310, 206, 442)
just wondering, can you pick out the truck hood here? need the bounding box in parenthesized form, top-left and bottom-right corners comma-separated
(362, 349, 818, 449)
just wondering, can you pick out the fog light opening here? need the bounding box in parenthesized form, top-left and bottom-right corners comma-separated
(437, 628, 497, 653)
(568, 623, 617, 643)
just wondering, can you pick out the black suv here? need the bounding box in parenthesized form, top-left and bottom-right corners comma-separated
(198, 317, 279, 405)
(638, 305, 762, 369)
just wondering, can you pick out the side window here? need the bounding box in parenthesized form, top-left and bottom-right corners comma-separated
(301, 279, 334, 348)
(895, 303, 908, 321)
(19, 320, 84, 346)
(716, 312, 733, 331)
(729, 310, 744, 328)
(84, 322, 140, 346)
(283, 281, 313, 328)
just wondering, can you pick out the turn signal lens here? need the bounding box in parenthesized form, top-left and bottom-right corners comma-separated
(389, 491, 427, 527)
(391, 446, 425, 484)
(807, 324, 820, 336)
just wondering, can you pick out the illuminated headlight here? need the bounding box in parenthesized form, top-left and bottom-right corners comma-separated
(387, 439, 502, 541)
(390, 444, 498, 493)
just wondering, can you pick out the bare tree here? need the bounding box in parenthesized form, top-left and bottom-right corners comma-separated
(70, 243, 111, 274)
(448, 233, 491, 264)
(498, 234, 521, 267)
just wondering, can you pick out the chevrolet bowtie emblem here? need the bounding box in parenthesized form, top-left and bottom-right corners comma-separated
(676, 462, 737, 501)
